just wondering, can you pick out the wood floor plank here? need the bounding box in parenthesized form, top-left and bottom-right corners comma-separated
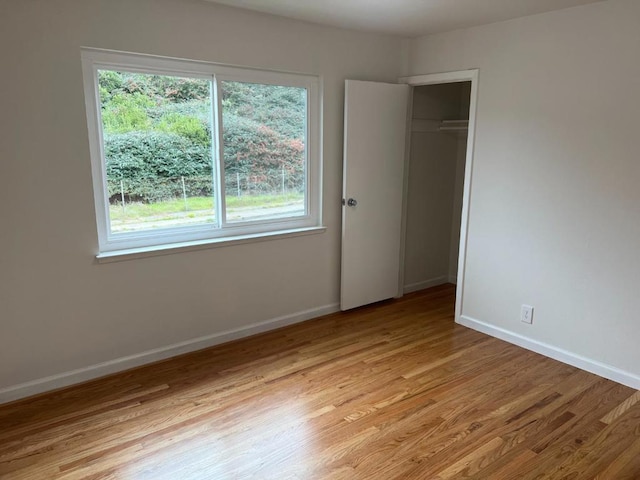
(1, 284, 638, 479)
(600, 390, 640, 425)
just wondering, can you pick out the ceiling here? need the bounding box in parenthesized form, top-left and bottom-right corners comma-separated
(205, 0, 603, 37)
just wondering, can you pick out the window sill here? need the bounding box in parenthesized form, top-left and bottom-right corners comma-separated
(95, 226, 327, 263)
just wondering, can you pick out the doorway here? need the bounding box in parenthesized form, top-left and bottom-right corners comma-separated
(340, 71, 478, 317)
(399, 70, 478, 321)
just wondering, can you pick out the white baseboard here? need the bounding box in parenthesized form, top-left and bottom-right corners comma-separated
(458, 315, 640, 390)
(404, 276, 449, 294)
(0, 303, 340, 405)
(448, 274, 457, 285)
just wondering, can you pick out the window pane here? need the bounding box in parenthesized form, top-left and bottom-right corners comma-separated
(98, 70, 215, 234)
(221, 81, 306, 223)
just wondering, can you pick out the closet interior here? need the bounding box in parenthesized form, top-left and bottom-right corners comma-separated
(403, 81, 472, 293)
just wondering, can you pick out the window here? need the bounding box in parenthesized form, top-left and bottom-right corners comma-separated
(81, 49, 321, 257)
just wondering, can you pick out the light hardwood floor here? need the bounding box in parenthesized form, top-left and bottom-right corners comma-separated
(1, 285, 639, 479)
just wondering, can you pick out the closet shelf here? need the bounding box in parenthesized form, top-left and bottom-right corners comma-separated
(411, 119, 469, 133)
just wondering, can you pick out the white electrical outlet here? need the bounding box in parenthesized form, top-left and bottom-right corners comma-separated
(521, 305, 534, 324)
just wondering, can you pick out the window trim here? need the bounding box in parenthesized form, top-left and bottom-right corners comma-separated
(81, 48, 322, 256)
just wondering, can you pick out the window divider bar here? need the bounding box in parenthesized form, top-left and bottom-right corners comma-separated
(212, 75, 226, 227)
(211, 74, 226, 227)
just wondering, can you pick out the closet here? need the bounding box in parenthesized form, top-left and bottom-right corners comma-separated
(403, 81, 472, 293)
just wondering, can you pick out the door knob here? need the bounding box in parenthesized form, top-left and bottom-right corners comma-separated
(347, 198, 357, 207)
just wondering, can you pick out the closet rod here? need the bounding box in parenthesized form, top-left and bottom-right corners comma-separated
(411, 119, 469, 133)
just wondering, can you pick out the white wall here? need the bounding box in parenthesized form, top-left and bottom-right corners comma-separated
(448, 134, 467, 283)
(408, 0, 640, 382)
(0, 0, 404, 400)
(449, 86, 471, 282)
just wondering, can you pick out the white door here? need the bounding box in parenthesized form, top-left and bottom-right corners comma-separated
(341, 80, 410, 310)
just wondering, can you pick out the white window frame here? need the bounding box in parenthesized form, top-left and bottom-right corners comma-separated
(81, 48, 322, 258)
